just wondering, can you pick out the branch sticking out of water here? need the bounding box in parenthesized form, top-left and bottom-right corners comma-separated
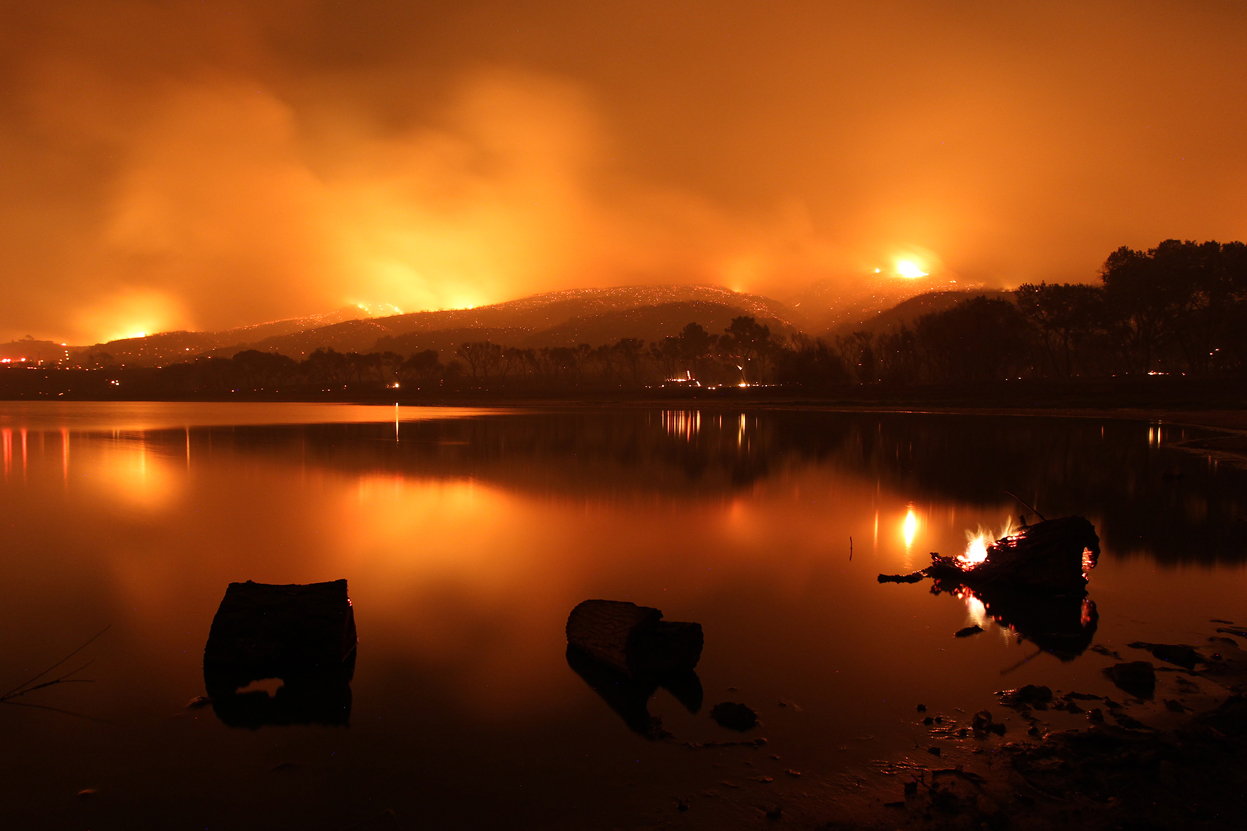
(1, 625, 110, 717)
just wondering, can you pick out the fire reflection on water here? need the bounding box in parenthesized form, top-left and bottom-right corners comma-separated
(662, 410, 700, 441)
(963, 591, 989, 629)
(901, 504, 919, 569)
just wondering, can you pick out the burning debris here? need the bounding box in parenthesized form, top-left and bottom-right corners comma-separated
(930, 515, 1100, 591)
(879, 516, 1102, 658)
(879, 515, 1100, 592)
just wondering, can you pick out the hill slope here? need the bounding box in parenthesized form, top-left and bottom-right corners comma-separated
(792, 272, 978, 334)
(86, 285, 797, 364)
(830, 289, 1016, 337)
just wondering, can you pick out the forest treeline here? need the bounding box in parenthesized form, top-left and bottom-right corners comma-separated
(845, 238, 1247, 384)
(5, 239, 1247, 397)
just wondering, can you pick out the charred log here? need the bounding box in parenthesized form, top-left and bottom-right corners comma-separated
(927, 516, 1100, 592)
(878, 516, 1101, 593)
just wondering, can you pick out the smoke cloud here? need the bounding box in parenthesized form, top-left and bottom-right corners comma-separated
(2, 1, 1246, 343)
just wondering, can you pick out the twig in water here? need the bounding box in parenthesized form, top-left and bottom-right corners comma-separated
(1, 625, 110, 703)
(849, 536, 853, 561)
(1, 698, 109, 722)
(1004, 491, 1047, 522)
(999, 646, 1044, 676)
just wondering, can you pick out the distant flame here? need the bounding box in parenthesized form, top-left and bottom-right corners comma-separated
(896, 259, 929, 279)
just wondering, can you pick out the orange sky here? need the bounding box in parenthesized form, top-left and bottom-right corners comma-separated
(2, 0, 1245, 343)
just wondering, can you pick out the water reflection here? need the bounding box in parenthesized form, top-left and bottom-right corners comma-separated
(205, 670, 354, 729)
(6, 411, 1246, 568)
(933, 581, 1098, 661)
(902, 505, 918, 549)
(566, 646, 702, 740)
(2, 404, 1246, 829)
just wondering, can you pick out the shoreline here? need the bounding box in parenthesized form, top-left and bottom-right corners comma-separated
(647, 621, 1247, 830)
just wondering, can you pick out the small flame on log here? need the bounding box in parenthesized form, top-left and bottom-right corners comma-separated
(958, 517, 1018, 567)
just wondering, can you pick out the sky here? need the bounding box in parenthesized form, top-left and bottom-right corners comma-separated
(2, 0, 1246, 344)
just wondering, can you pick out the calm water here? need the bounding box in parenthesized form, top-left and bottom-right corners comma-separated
(1, 403, 1244, 830)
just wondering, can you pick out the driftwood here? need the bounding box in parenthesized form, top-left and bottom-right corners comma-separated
(202, 580, 357, 728)
(566, 599, 703, 677)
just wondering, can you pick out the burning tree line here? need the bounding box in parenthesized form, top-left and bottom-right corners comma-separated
(6, 239, 1246, 397)
(159, 238, 1247, 391)
(847, 239, 1247, 384)
(163, 315, 809, 392)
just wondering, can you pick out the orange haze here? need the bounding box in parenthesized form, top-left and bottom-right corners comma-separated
(2, 1, 1246, 343)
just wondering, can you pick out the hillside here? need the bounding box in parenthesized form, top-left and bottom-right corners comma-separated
(84, 285, 797, 365)
(792, 272, 977, 333)
(67, 282, 1014, 367)
(0, 338, 72, 363)
(250, 285, 796, 357)
(527, 301, 795, 349)
(830, 289, 1015, 337)
(85, 306, 376, 365)
(372, 327, 533, 357)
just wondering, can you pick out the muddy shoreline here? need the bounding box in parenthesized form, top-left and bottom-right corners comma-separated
(630, 622, 1247, 831)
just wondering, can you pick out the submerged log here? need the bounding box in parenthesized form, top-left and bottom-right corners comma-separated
(566, 599, 703, 677)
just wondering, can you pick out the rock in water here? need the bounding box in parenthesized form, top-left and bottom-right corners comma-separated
(999, 685, 1054, 709)
(1126, 641, 1204, 671)
(566, 599, 703, 677)
(710, 701, 759, 731)
(1104, 661, 1156, 699)
(202, 580, 357, 727)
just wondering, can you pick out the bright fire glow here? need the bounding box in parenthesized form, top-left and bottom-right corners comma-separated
(964, 593, 989, 628)
(896, 259, 929, 279)
(959, 516, 1018, 566)
(962, 532, 990, 565)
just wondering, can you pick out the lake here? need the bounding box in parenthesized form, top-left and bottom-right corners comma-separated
(1, 402, 1244, 830)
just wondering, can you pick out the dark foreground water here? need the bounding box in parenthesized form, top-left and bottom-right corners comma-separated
(0, 403, 1244, 830)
